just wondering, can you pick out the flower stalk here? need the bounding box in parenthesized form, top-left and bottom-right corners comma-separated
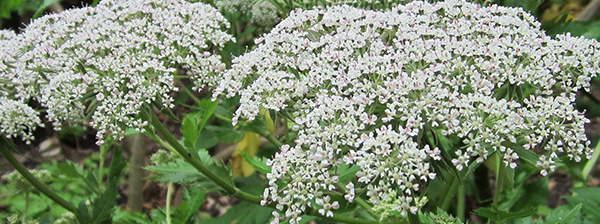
(457, 181, 466, 221)
(0, 138, 78, 213)
(143, 108, 377, 224)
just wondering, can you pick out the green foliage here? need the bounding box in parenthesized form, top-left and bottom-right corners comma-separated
(3, 0, 600, 224)
(545, 21, 600, 40)
(181, 98, 244, 149)
(201, 201, 274, 224)
(146, 150, 232, 191)
(0, 0, 59, 19)
(0, 152, 119, 222)
(182, 99, 217, 150)
(565, 188, 600, 222)
(419, 209, 463, 224)
(240, 151, 271, 174)
(497, 0, 543, 14)
(113, 187, 208, 224)
(75, 149, 126, 224)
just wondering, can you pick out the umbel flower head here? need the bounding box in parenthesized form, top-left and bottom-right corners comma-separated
(215, 0, 600, 222)
(0, 30, 43, 144)
(15, 0, 233, 144)
(215, 0, 280, 27)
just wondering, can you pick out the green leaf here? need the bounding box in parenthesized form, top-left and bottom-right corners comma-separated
(171, 187, 207, 223)
(112, 210, 151, 224)
(513, 146, 540, 167)
(181, 99, 218, 149)
(474, 206, 536, 222)
(338, 164, 360, 184)
(419, 208, 462, 224)
(196, 150, 234, 187)
(56, 162, 100, 194)
(544, 21, 600, 40)
(196, 125, 244, 149)
(146, 160, 206, 184)
(32, 0, 59, 18)
(202, 201, 273, 224)
(240, 151, 271, 174)
(567, 188, 600, 222)
(146, 151, 232, 190)
(76, 149, 126, 224)
(545, 204, 583, 224)
(500, 0, 542, 14)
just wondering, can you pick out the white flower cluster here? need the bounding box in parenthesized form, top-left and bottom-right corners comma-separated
(0, 30, 19, 99)
(269, 0, 411, 10)
(216, 0, 280, 27)
(250, 1, 280, 26)
(0, 98, 43, 144)
(216, 0, 252, 14)
(0, 30, 43, 144)
(2, 169, 51, 190)
(215, 0, 600, 222)
(12, 0, 233, 144)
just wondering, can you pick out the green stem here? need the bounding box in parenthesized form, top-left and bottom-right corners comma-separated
(335, 183, 378, 219)
(98, 143, 110, 184)
(255, 129, 283, 148)
(144, 108, 260, 202)
(582, 142, 600, 181)
(166, 183, 174, 224)
(440, 175, 458, 210)
(143, 108, 376, 224)
(492, 156, 503, 206)
(0, 140, 78, 213)
(177, 80, 202, 104)
(457, 181, 466, 221)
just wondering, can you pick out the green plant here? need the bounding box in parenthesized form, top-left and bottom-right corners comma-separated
(2, 0, 600, 224)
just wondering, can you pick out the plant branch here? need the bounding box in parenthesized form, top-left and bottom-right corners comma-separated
(254, 128, 283, 148)
(0, 138, 78, 213)
(143, 108, 260, 202)
(582, 141, 600, 181)
(142, 108, 377, 224)
(335, 183, 378, 219)
(126, 134, 146, 212)
(457, 181, 466, 221)
(440, 175, 458, 210)
(176, 79, 202, 104)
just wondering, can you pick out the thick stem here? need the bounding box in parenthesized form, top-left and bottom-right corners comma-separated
(144, 109, 259, 202)
(177, 79, 202, 104)
(583, 142, 600, 180)
(0, 140, 78, 213)
(440, 175, 458, 210)
(98, 143, 109, 184)
(143, 109, 377, 224)
(126, 134, 146, 212)
(255, 129, 283, 148)
(492, 156, 504, 206)
(457, 181, 466, 221)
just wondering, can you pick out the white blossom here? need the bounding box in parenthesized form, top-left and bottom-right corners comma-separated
(0, 30, 42, 143)
(215, 1, 600, 222)
(15, 0, 233, 144)
(251, 1, 280, 26)
(344, 182, 355, 202)
(0, 98, 43, 144)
